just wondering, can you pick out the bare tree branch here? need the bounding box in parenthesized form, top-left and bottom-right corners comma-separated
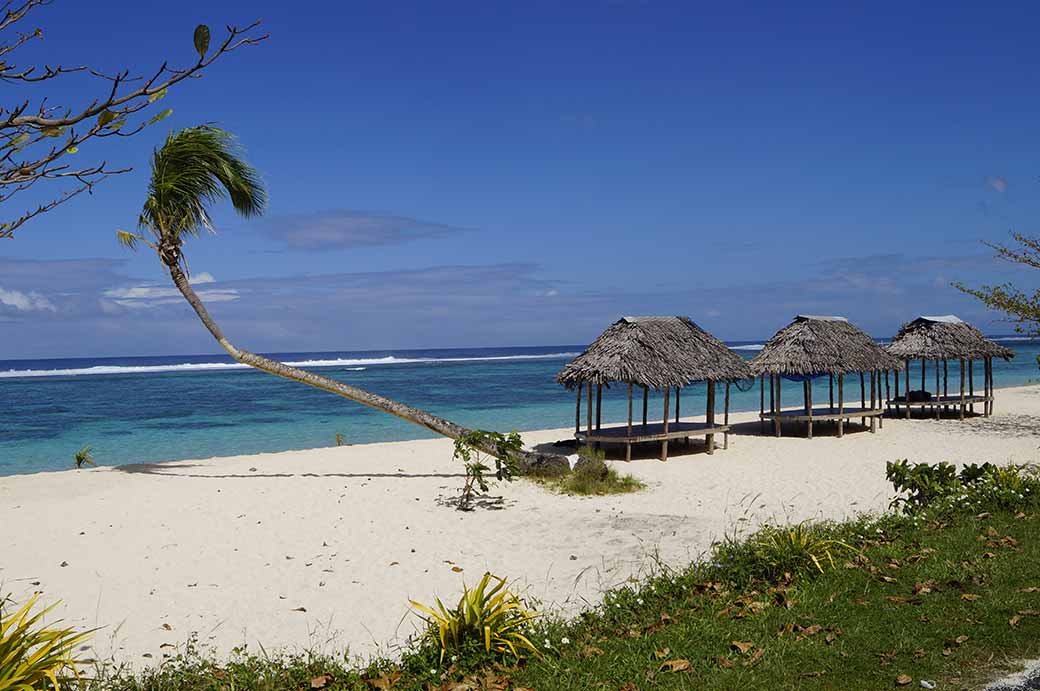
(0, 1, 267, 239)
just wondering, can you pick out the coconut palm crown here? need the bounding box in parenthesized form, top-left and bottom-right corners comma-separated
(118, 125, 266, 269)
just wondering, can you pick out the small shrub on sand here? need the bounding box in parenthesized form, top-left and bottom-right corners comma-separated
(0, 593, 93, 691)
(409, 572, 539, 666)
(452, 430, 523, 510)
(73, 445, 95, 469)
(887, 460, 1040, 515)
(535, 446, 643, 496)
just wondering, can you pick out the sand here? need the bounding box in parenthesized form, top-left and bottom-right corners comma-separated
(3, 385, 1040, 666)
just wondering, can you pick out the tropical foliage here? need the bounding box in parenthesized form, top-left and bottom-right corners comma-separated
(887, 460, 1040, 514)
(0, 593, 92, 691)
(451, 430, 523, 510)
(72, 445, 94, 469)
(409, 572, 539, 665)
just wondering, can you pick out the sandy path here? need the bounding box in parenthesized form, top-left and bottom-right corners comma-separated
(3, 385, 1040, 666)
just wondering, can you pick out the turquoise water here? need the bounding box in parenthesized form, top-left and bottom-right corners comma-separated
(2, 339, 1038, 476)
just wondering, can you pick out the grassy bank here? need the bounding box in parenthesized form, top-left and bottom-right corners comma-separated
(53, 465, 1040, 690)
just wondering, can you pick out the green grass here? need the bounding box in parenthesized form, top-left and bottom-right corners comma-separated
(532, 465, 645, 496)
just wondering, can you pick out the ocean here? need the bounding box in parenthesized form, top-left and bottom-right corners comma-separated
(2, 338, 1039, 476)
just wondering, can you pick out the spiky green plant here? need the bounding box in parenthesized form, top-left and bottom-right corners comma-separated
(409, 573, 539, 663)
(0, 593, 93, 691)
(755, 523, 853, 578)
(72, 446, 94, 470)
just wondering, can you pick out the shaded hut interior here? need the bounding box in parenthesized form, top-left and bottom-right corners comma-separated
(557, 316, 752, 461)
(884, 315, 1014, 419)
(750, 315, 902, 438)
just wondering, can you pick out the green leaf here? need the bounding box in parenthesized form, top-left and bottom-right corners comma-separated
(193, 24, 211, 59)
(2, 133, 29, 149)
(97, 110, 117, 127)
(116, 230, 140, 250)
(108, 117, 127, 131)
(40, 126, 64, 137)
(65, 146, 78, 154)
(147, 88, 168, 103)
(147, 108, 173, 126)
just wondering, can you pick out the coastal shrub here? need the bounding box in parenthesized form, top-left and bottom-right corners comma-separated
(713, 522, 853, 584)
(887, 460, 1040, 515)
(334, 432, 345, 447)
(531, 446, 644, 496)
(452, 430, 523, 510)
(409, 572, 539, 666)
(0, 593, 93, 691)
(73, 445, 95, 469)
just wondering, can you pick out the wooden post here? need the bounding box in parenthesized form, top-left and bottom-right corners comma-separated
(575, 382, 582, 434)
(968, 359, 975, 413)
(829, 373, 834, 411)
(587, 382, 593, 441)
(870, 368, 877, 432)
(806, 378, 814, 439)
(837, 374, 844, 437)
(661, 387, 670, 461)
(959, 358, 965, 420)
(893, 367, 899, 414)
(884, 369, 891, 415)
(985, 357, 993, 416)
(905, 360, 911, 419)
(759, 375, 765, 433)
(675, 386, 681, 424)
(920, 357, 926, 392)
(626, 383, 633, 462)
(706, 381, 716, 454)
(724, 382, 731, 450)
(775, 374, 782, 438)
(769, 374, 775, 413)
(933, 359, 940, 419)
(642, 386, 648, 428)
(860, 371, 866, 426)
(943, 359, 949, 413)
(877, 370, 884, 429)
(595, 383, 602, 431)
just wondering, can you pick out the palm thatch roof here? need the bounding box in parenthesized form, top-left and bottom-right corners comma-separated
(750, 315, 901, 376)
(556, 316, 752, 390)
(886, 315, 1014, 361)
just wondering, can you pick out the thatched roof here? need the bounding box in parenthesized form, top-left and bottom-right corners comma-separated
(556, 316, 752, 389)
(886, 315, 1014, 361)
(750, 315, 901, 376)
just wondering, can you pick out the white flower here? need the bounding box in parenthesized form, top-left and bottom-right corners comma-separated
(636, 598, 643, 605)
(544, 638, 551, 647)
(450, 655, 458, 662)
(561, 637, 570, 645)
(430, 668, 437, 675)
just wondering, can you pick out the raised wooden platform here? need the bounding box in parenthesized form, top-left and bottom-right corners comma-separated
(759, 406, 884, 438)
(886, 395, 992, 419)
(576, 420, 730, 461)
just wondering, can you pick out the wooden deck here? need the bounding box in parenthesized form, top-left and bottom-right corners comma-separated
(759, 406, 884, 438)
(886, 394, 992, 419)
(576, 421, 730, 460)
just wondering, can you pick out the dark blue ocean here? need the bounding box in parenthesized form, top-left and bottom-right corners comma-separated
(2, 338, 1039, 476)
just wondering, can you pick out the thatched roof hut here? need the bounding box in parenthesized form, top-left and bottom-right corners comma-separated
(556, 316, 751, 389)
(885, 315, 1011, 420)
(750, 315, 901, 376)
(886, 315, 1013, 361)
(557, 316, 751, 461)
(750, 315, 899, 439)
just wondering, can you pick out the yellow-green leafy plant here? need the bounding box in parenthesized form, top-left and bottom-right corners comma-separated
(409, 572, 539, 663)
(755, 523, 853, 579)
(0, 593, 93, 691)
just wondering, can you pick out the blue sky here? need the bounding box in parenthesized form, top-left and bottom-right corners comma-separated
(2, 0, 1039, 358)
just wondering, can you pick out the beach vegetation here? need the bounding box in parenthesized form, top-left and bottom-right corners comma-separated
(0, 593, 93, 691)
(0, 6, 265, 241)
(334, 433, 346, 447)
(533, 445, 644, 496)
(117, 126, 568, 478)
(408, 572, 540, 667)
(73, 445, 95, 469)
(887, 460, 1040, 515)
(451, 430, 522, 510)
(714, 522, 854, 584)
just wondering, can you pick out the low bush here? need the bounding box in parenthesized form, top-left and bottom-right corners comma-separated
(887, 460, 1040, 515)
(451, 430, 523, 510)
(0, 593, 93, 691)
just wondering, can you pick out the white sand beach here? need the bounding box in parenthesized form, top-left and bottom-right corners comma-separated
(3, 385, 1040, 666)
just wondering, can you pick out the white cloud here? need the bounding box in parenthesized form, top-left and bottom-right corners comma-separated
(0, 286, 56, 312)
(103, 272, 238, 309)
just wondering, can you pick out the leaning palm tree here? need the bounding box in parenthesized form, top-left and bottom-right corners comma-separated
(118, 126, 564, 473)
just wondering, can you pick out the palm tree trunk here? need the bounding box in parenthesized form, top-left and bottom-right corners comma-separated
(167, 262, 568, 475)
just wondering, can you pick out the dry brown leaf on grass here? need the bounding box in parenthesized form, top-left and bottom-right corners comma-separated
(580, 645, 605, 658)
(895, 673, 913, 686)
(451, 566, 464, 573)
(731, 640, 755, 654)
(1017, 586, 1040, 593)
(1010, 614, 1022, 628)
(365, 669, 401, 690)
(717, 656, 735, 669)
(658, 659, 691, 673)
(878, 649, 897, 667)
(961, 593, 981, 601)
(744, 648, 764, 667)
(652, 648, 671, 660)
(616, 683, 638, 691)
(310, 673, 334, 689)
(800, 671, 825, 678)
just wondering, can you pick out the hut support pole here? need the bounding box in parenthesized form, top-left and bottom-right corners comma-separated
(586, 382, 593, 443)
(885, 369, 891, 411)
(934, 359, 940, 419)
(775, 375, 782, 438)
(943, 359, 949, 413)
(870, 369, 877, 432)
(642, 386, 648, 428)
(905, 360, 911, 419)
(724, 382, 731, 449)
(806, 379, 813, 439)
(860, 372, 866, 426)
(595, 384, 602, 432)
(921, 357, 926, 392)
(837, 374, 844, 437)
(706, 381, 716, 454)
(986, 358, 993, 416)
(575, 382, 582, 435)
(959, 359, 965, 420)
(877, 370, 884, 429)
(626, 383, 633, 462)
(829, 374, 834, 411)
(759, 375, 765, 432)
(969, 360, 975, 414)
(893, 367, 900, 414)
(661, 387, 670, 461)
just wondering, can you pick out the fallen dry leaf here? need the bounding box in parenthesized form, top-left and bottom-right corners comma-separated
(451, 566, 464, 573)
(652, 648, 671, 660)
(717, 656, 735, 669)
(310, 673, 334, 689)
(961, 593, 981, 602)
(800, 671, 825, 678)
(1010, 615, 1021, 628)
(161, 623, 172, 631)
(1017, 587, 1040, 593)
(659, 659, 691, 673)
(365, 669, 401, 690)
(731, 640, 755, 654)
(895, 673, 912, 686)
(580, 645, 605, 658)
(744, 648, 764, 666)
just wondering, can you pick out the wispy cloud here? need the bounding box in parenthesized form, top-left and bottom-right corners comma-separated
(103, 272, 238, 309)
(261, 210, 470, 250)
(0, 286, 56, 312)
